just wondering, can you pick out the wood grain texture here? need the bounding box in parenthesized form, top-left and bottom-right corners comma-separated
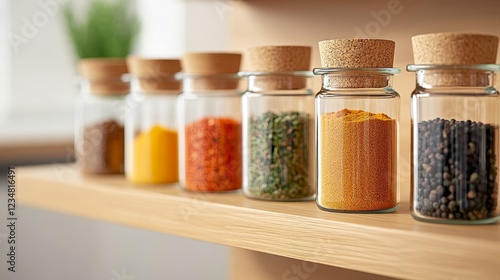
(18, 165, 500, 280)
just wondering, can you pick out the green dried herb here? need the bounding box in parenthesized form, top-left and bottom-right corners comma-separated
(247, 111, 311, 200)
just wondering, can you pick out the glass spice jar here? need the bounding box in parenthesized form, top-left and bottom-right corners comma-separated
(241, 46, 315, 201)
(409, 33, 500, 224)
(125, 57, 181, 184)
(75, 58, 129, 174)
(178, 53, 242, 192)
(314, 39, 400, 213)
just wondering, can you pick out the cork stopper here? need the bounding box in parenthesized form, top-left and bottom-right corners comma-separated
(412, 33, 498, 65)
(182, 53, 241, 74)
(126, 57, 181, 94)
(79, 58, 129, 95)
(181, 53, 241, 90)
(246, 46, 311, 72)
(318, 39, 395, 88)
(411, 33, 499, 86)
(245, 46, 311, 90)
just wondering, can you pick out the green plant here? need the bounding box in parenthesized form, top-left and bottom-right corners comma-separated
(63, 0, 140, 59)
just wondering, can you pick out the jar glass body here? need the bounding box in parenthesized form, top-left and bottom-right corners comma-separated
(314, 68, 400, 212)
(75, 78, 127, 174)
(242, 74, 315, 201)
(177, 75, 242, 192)
(409, 65, 500, 224)
(125, 76, 179, 184)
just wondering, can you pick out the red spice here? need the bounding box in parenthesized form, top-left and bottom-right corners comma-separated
(185, 117, 242, 192)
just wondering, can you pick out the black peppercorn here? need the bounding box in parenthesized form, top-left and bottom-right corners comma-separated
(415, 118, 498, 221)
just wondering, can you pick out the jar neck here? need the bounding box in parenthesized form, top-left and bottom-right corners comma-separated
(407, 64, 500, 90)
(320, 73, 393, 90)
(247, 74, 311, 92)
(313, 68, 399, 90)
(80, 77, 130, 96)
(181, 74, 239, 92)
(415, 70, 495, 89)
(130, 75, 180, 95)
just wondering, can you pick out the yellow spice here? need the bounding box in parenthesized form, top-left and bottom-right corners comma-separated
(319, 109, 397, 211)
(131, 125, 178, 184)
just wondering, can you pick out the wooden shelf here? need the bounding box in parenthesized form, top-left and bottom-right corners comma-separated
(19, 165, 500, 280)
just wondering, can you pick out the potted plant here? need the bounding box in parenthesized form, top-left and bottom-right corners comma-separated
(63, 0, 139, 60)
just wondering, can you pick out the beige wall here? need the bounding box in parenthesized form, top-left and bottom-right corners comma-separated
(228, 0, 500, 200)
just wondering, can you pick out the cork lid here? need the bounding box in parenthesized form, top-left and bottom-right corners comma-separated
(244, 46, 311, 90)
(411, 33, 499, 65)
(246, 46, 311, 72)
(126, 57, 181, 93)
(181, 53, 241, 74)
(317, 39, 395, 88)
(181, 53, 241, 90)
(318, 39, 395, 68)
(79, 58, 129, 95)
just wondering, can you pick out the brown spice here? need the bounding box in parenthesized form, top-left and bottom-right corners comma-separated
(81, 119, 124, 174)
(319, 109, 397, 211)
(184, 117, 242, 192)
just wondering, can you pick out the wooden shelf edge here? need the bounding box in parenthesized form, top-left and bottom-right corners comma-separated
(18, 165, 500, 280)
